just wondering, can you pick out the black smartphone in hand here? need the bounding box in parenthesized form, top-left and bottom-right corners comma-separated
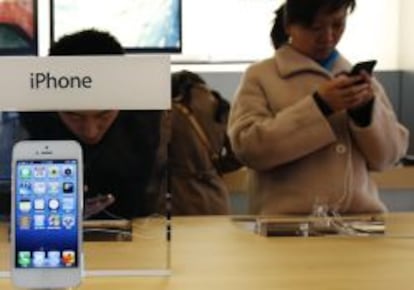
(350, 60, 377, 76)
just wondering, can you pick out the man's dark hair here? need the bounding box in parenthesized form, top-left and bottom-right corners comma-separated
(49, 29, 124, 56)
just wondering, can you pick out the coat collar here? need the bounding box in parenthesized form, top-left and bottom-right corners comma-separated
(274, 45, 351, 78)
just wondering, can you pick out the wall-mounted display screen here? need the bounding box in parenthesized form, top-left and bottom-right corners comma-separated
(0, 0, 38, 55)
(51, 0, 181, 53)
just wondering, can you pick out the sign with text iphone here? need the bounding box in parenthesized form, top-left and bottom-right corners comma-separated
(11, 140, 83, 289)
(0, 56, 170, 111)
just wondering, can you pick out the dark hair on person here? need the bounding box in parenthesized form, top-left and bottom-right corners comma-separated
(171, 70, 230, 123)
(211, 89, 230, 123)
(171, 70, 206, 104)
(49, 29, 124, 55)
(270, 0, 356, 49)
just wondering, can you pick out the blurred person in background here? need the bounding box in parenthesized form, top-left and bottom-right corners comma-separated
(169, 70, 242, 215)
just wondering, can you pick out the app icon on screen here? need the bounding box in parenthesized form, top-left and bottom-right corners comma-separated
(62, 165, 74, 177)
(48, 182, 60, 194)
(62, 215, 75, 229)
(63, 182, 74, 194)
(33, 166, 47, 178)
(48, 166, 59, 178)
(48, 198, 60, 210)
(34, 214, 46, 228)
(19, 166, 31, 179)
(47, 251, 61, 267)
(19, 200, 31, 212)
(62, 251, 75, 266)
(18, 251, 31, 267)
(19, 216, 31, 229)
(34, 199, 45, 210)
(19, 181, 32, 195)
(62, 197, 75, 211)
(48, 214, 60, 227)
(33, 182, 47, 194)
(32, 251, 46, 267)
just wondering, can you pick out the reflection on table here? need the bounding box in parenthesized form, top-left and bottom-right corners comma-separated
(0, 216, 169, 273)
(1, 213, 414, 289)
(224, 166, 414, 213)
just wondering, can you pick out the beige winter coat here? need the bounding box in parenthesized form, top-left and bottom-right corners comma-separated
(228, 45, 409, 215)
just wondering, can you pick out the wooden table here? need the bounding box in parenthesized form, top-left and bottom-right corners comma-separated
(1, 214, 414, 289)
(371, 166, 414, 190)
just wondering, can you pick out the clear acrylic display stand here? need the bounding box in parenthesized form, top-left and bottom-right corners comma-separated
(0, 202, 172, 279)
(0, 138, 171, 282)
(0, 55, 172, 288)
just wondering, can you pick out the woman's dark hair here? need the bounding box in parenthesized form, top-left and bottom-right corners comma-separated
(171, 70, 206, 105)
(171, 70, 230, 123)
(211, 90, 230, 123)
(49, 29, 124, 55)
(270, 0, 356, 49)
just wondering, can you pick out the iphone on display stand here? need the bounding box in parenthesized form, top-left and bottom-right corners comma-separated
(11, 140, 83, 289)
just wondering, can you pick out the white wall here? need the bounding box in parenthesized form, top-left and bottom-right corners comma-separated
(339, 0, 399, 70)
(399, 0, 414, 70)
(39, 0, 400, 71)
(176, 0, 400, 71)
(171, 0, 277, 63)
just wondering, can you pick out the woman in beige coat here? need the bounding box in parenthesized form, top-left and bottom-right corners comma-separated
(228, 0, 409, 215)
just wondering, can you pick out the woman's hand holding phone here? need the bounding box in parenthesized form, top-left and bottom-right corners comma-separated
(316, 60, 377, 112)
(317, 73, 374, 112)
(345, 60, 377, 109)
(317, 75, 373, 112)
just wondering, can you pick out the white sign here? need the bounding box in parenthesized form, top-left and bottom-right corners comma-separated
(0, 55, 171, 111)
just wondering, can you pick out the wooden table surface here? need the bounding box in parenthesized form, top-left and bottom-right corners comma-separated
(1, 214, 414, 290)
